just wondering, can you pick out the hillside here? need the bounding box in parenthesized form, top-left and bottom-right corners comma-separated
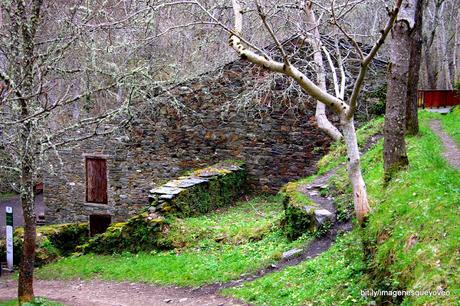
(224, 111, 459, 305)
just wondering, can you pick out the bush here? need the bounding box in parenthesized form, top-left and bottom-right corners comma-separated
(0, 223, 89, 266)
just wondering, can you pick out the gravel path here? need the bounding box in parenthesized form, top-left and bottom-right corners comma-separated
(0, 279, 245, 306)
(429, 120, 460, 171)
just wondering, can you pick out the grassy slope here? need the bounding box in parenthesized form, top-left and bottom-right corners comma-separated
(36, 195, 311, 287)
(225, 112, 459, 305)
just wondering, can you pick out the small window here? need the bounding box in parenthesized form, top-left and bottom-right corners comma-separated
(86, 157, 108, 204)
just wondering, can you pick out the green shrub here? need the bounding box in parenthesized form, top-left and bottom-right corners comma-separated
(0, 223, 89, 266)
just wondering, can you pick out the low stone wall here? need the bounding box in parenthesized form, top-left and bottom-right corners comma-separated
(81, 161, 247, 254)
(148, 160, 247, 217)
(79, 213, 169, 254)
(0, 223, 89, 267)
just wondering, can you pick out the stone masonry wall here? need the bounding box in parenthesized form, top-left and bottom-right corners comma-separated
(45, 57, 347, 224)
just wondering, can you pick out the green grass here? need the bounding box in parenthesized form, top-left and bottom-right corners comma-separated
(163, 194, 285, 248)
(0, 297, 64, 306)
(223, 232, 368, 305)
(440, 107, 460, 146)
(317, 116, 384, 174)
(226, 113, 459, 305)
(36, 195, 311, 287)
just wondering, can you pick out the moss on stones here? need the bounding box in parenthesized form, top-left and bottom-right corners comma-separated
(149, 160, 247, 218)
(79, 160, 247, 255)
(80, 213, 170, 254)
(0, 223, 89, 266)
(279, 181, 320, 240)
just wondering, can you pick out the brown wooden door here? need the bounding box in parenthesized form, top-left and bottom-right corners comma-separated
(86, 158, 108, 204)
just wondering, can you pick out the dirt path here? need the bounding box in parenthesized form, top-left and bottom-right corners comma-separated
(429, 120, 460, 171)
(0, 278, 245, 306)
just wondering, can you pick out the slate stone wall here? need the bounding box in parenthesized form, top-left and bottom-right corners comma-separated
(44, 59, 349, 224)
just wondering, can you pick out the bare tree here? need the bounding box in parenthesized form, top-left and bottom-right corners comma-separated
(405, 0, 425, 135)
(304, 3, 342, 141)
(383, 0, 416, 180)
(421, 0, 459, 89)
(0, 1, 156, 303)
(455, 10, 460, 81)
(422, 0, 444, 89)
(223, 0, 403, 224)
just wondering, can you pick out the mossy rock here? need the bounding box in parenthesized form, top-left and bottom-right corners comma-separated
(80, 213, 170, 254)
(279, 181, 321, 240)
(282, 195, 318, 240)
(0, 223, 89, 267)
(150, 160, 247, 218)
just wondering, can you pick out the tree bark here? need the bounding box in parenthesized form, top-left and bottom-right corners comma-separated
(405, 0, 424, 135)
(384, 0, 413, 181)
(422, 0, 443, 89)
(437, 11, 452, 90)
(18, 166, 36, 304)
(342, 118, 370, 224)
(454, 11, 460, 82)
(16, 0, 42, 302)
(304, 1, 343, 141)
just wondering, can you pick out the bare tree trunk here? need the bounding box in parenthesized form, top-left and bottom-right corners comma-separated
(342, 118, 369, 224)
(423, 0, 444, 89)
(17, 1, 41, 302)
(424, 51, 438, 89)
(438, 14, 452, 90)
(406, 0, 425, 135)
(18, 165, 36, 304)
(454, 11, 460, 81)
(384, 0, 413, 181)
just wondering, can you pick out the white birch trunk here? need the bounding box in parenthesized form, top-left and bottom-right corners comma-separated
(304, 2, 343, 141)
(342, 118, 369, 224)
(229, 0, 401, 225)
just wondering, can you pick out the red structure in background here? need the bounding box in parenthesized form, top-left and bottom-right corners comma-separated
(418, 90, 460, 108)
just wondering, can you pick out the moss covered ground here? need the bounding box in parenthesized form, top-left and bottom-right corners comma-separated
(224, 111, 459, 305)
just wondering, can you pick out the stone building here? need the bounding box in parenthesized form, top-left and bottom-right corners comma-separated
(44, 37, 385, 224)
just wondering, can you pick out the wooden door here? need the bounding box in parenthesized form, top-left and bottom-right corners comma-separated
(86, 158, 108, 204)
